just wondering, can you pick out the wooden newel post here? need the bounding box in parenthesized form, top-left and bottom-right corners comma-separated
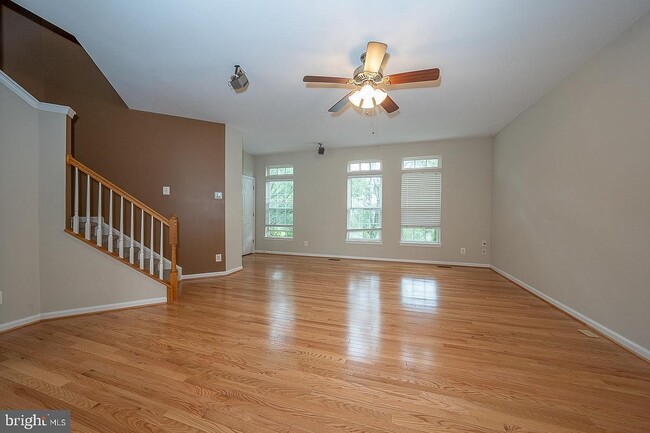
(169, 213, 179, 302)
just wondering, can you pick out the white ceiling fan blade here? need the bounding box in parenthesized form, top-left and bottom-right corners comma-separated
(364, 41, 387, 73)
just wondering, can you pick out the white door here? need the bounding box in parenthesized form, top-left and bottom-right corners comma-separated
(242, 176, 255, 255)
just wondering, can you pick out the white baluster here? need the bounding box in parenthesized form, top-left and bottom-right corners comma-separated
(129, 202, 135, 264)
(96, 182, 103, 246)
(73, 167, 79, 233)
(159, 223, 164, 279)
(108, 189, 114, 252)
(118, 196, 124, 258)
(139, 210, 145, 269)
(85, 175, 91, 239)
(149, 215, 154, 275)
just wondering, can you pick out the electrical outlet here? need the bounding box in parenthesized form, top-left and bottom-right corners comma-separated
(162, 186, 170, 195)
(214, 192, 223, 200)
(304, 241, 308, 247)
(481, 240, 487, 247)
(215, 254, 222, 262)
(482, 249, 487, 255)
(460, 248, 466, 255)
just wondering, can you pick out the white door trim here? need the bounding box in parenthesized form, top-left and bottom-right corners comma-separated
(242, 175, 255, 255)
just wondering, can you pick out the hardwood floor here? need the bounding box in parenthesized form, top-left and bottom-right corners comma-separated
(1, 254, 648, 433)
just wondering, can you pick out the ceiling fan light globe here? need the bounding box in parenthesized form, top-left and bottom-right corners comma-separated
(361, 98, 375, 109)
(373, 89, 388, 104)
(348, 91, 362, 107)
(359, 84, 375, 99)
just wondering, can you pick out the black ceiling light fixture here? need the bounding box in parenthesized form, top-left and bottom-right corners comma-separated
(317, 143, 325, 155)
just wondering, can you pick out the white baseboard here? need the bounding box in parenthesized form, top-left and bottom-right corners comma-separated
(254, 250, 490, 268)
(182, 266, 244, 280)
(490, 265, 650, 361)
(0, 314, 41, 333)
(39, 297, 167, 321)
(0, 297, 166, 334)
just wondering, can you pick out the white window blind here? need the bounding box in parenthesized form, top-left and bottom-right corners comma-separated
(401, 171, 441, 227)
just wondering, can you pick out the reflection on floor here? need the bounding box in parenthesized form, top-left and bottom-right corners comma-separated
(0, 253, 649, 433)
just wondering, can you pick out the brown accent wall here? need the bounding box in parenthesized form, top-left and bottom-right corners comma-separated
(1, 2, 226, 274)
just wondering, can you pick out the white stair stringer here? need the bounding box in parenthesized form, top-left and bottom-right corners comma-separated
(75, 216, 182, 280)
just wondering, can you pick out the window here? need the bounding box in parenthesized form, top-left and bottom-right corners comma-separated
(266, 165, 294, 176)
(401, 156, 442, 245)
(347, 160, 382, 242)
(402, 156, 440, 170)
(265, 165, 294, 239)
(348, 160, 381, 173)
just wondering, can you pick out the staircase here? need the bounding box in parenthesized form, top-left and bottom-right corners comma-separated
(65, 155, 179, 301)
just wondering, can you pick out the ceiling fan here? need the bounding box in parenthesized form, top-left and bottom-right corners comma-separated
(303, 41, 440, 114)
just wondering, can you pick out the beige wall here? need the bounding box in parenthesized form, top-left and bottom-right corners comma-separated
(225, 125, 243, 272)
(255, 138, 492, 264)
(492, 13, 650, 351)
(0, 73, 165, 329)
(0, 83, 41, 324)
(243, 151, 255, 177)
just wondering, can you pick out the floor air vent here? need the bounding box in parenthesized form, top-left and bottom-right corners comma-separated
(578, 329, 599, 338)
(328, 258, 341, 261)
(437, 265, 452, 268)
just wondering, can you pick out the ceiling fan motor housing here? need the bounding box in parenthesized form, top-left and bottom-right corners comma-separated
(353, 65, 383, 87)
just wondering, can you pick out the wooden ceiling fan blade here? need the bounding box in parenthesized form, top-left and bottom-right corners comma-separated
(303, 76, 350, 84)
(328, 91, 354, 113)
(380, 95, 399, 113)
(364, 41, 387, 73)
(386, 68, 440, 85)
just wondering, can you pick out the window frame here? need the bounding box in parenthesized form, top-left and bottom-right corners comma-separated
(265, 165, 294, 240)
(400, 156, 442, 246)
(347, 159, 382, 174)
(402, 156, 441, 171)
(266, 164, 294, 177)
(346, 160, 383, 244)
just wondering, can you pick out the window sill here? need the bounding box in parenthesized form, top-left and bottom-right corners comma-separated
(264, 237, 294, 241)
(346, 240, 383, 245)
(399, 242, 443, 248)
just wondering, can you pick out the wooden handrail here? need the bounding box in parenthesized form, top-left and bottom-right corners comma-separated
(66, 155, 169, 225)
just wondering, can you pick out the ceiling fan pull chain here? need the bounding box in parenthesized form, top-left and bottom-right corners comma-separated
(365, 108, 376, 135)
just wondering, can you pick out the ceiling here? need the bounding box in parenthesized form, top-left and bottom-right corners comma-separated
(14, 0, 650, 155)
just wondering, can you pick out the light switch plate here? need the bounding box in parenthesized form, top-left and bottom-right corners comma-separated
(214, 192, 223, 200)
(162, 186, 170, 195)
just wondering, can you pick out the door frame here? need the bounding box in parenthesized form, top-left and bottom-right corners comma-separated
(242, 175, 255, 255)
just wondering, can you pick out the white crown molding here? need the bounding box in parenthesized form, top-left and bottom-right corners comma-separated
(490, 265, 649, 361)
(182, 266, 244, 280)
(254, 250, 490, 268)
(0, 297, 166, 334)
(0, 69, 76, 118)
